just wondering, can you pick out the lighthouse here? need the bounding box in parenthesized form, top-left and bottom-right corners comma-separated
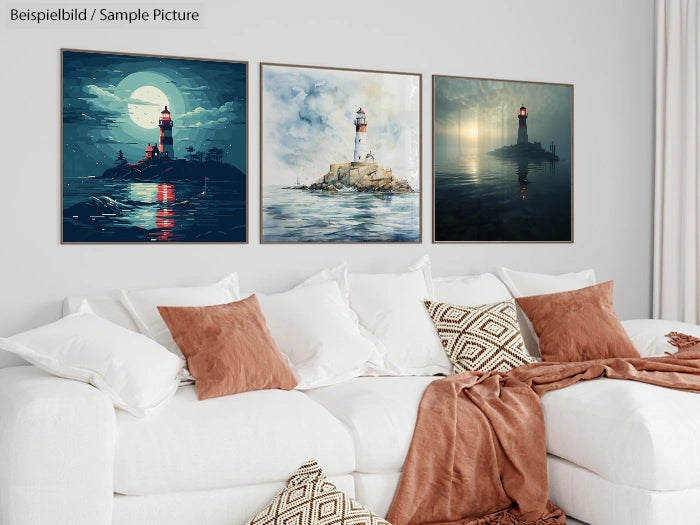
(517, 105, 528, 145)
(159, 106, 174, 159)
(353, 108, 369, 163)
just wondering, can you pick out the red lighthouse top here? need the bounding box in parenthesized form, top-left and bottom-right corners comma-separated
(354, 108, 367, 132)
(519, 106, 527, 117)
(161, 106, 171, 120)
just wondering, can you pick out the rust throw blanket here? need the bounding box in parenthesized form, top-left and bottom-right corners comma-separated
(387, 344, 700, 525)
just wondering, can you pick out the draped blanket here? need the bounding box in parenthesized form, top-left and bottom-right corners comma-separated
(386, 342, 700, 525)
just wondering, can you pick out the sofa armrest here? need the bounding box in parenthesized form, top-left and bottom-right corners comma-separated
(0, 366, 116, 525)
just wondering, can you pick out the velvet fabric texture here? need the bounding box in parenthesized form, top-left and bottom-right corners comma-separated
(515, 281, 639, 362)
(158, 295, 297, 400)
(387, 345, 700, 525)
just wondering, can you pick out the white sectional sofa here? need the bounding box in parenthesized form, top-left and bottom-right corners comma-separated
(2, 263, 700, 525)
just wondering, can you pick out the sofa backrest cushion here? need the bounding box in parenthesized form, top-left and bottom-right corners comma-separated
(432, 273, 512, 306)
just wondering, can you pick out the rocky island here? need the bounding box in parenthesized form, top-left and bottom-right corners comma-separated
(99, 157, 245, 184)
(488, 105, 559, 163)
(306, 161, 413, 193)
(289, 107, 414, 194)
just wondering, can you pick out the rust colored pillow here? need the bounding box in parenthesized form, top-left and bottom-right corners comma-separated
(515, 281, 640, 362)
(158, 295, 297, 400)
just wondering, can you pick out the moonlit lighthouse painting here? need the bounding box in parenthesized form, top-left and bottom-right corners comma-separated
(61, 50, 247, 243)
(261, 63, 421, 243)
(433, 75, 573, 243)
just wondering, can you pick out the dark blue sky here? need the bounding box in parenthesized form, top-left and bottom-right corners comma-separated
(62, 50, 246, 176)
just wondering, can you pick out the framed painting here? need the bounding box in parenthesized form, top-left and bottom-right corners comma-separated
(61, 49, 247, 243)
(260, 63, 421, 243)
(433, 75, 573, 243)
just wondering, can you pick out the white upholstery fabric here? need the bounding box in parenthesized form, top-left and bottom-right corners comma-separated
(353, 472, 402, 519)
(496, 267, 597, 297)
(0, 311, 184, 417)
(542, 377, 700, 491)
(114, 384, 355, 495)
(113, 475, 355, 525)
(0, 348, 28, 368)
(348, 268, 450, 376)
(496, 267, 597, 358)
(622, 318, 700, 357)
(256, 279, 384, 389)
(548, 455, 700, 525)
(0, 366, 115, 525)
(432, 273, 513, 306)
(63, 295, 140, 332)
(119, 273, 240, 359)
(304, 376, 438, 473)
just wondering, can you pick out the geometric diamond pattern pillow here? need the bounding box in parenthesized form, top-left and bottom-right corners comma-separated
(246, 460, 390, 525)
(424, 299, 535, 373)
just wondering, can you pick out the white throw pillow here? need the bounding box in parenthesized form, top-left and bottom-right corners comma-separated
(63, 295, 140, 332)
(297, 262, 352, 306)
(348, 259, 451, 376)
(622, 319, 700, 357)
(0, 309, 184, 417)
(496, 267, 597, 358)
(433, 273, 513, 306)
(496, 267, 596, 297)
(256, 279, 384, 389)
(120, 272, 240, 361)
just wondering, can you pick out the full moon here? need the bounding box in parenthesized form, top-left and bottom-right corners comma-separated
(128, 86, 169, 129)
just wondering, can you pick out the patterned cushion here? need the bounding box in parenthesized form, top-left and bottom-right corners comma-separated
(246, 460, 389, 525)
(424, 299, 535, 373)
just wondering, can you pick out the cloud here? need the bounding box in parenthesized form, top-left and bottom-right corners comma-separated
(89, 135, 138, 144)
(81, 84, 124, 114)
(177, 100, 242, 129)
(261, 66, 420, 187)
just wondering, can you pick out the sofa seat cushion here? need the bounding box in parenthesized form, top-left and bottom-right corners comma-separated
(114, 385, 355, 495)
(542, 377, 700, 491)
(304, 376, 439, 473)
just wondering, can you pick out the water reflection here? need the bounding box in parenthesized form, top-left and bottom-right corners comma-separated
(517, 160, 530, 199)
(434, 153, 571, 242)
(126, 182, 179, 236)
(63, 176, 246, 242)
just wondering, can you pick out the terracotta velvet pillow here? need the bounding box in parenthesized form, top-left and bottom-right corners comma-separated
(515, 281, 639, 362)
(158, 295, 297, 400)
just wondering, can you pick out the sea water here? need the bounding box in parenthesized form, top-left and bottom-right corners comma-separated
(63, 176, 246, 242)
(434, 153, 571, 242)
(262, 186, 420, 243)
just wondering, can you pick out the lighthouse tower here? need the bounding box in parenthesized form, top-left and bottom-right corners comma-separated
(353, 108, 369, 163)
(517, 105, 528, 145)
(159, 106, 174, 159)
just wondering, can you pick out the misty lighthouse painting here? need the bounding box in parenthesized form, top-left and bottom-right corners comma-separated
(261, 63, 421, 243)
(433, 75, 573, 242)
(62, 50, 247, 243)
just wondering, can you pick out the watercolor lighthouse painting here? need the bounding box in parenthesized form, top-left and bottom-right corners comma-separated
(261, 63, 421, 243)
(62, 50, 247, 243)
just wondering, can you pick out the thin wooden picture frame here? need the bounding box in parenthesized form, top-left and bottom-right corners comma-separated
(61, 49, 248, 243)
(432, 74, 573, 243)
(260, 62, 422, 244)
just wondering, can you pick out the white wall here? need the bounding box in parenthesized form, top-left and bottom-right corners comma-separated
(0, 0, 655, 335)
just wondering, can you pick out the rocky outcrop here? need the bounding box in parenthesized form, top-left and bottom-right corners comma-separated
(100, 158, 245, 183)
(488, 142, 558, 162)
(308, 162, 414, 193)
